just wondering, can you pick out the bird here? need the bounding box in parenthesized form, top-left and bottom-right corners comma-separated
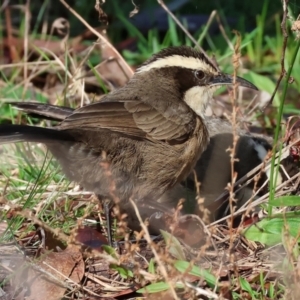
(0, 46, 257, 243)
(157, 124, 273, 223)
(158, 117, 299, 225)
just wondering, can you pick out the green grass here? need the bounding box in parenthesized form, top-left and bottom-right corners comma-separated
(0, 143, 77, 242)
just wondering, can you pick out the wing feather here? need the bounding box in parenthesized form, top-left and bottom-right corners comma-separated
(60, 99, 193, 142)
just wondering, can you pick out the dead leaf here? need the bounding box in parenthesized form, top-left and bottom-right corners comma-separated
(90, 32, 133, 89)
(75, 225, 107, 252)
(129, 0, 139, 18)
(169, 214, 207, 247)
(13, 247, 84, 300)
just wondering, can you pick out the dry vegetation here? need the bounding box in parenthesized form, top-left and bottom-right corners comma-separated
(1, 0, 300, 299)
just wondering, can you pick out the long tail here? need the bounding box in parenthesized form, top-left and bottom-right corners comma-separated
(0, 124, 75, 144)
(1, 102, 76, 144)
(7, 102, 74, 121)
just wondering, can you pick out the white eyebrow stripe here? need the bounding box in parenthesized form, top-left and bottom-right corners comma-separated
(136, 55, 217, 74)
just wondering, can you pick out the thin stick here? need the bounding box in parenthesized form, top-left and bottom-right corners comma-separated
(209, 171, 300, 227)
(59, 0, 133, 78)
(264, 0, 289, 107)
(129, 199, 179, 300)
(157, 0, 219, 71)
(23, 0, 31, 97)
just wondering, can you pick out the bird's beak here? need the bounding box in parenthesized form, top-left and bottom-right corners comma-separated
(210, 74, 258, 90)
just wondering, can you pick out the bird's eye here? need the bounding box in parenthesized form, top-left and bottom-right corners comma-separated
(195, 70, 205, 80)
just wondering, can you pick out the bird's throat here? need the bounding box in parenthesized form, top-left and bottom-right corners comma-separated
(183, 86, 213, 118)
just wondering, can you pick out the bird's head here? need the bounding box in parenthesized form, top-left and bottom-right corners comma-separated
(136, 46, 257, 118)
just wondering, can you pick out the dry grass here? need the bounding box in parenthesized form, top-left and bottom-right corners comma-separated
(1, 0, 300, 299)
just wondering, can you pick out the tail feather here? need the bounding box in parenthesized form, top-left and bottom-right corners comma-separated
(0, 125, 74, 144)
(8, 102, 74, 121)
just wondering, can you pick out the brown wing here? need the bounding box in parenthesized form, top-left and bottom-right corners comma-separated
(124, 101, 193, 141)
(60, 100, 194, 142)
(60, 102, 145, 137)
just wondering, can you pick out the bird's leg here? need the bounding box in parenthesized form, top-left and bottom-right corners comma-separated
(97, 195, 113, 246)
(104, 200, 113, 247)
